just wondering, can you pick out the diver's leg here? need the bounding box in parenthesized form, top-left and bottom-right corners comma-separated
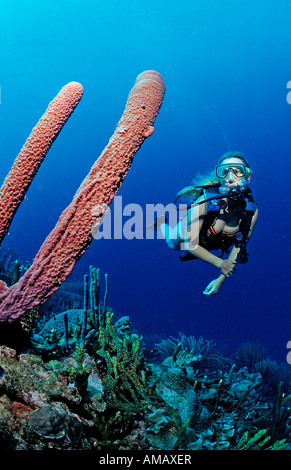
(160, 222, 183, 250)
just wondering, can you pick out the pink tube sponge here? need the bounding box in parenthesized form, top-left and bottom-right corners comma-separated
(0, 82, 84, 246)
(0, 71, 165, 322)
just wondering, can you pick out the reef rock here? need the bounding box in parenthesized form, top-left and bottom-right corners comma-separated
(155, 366, 212, 431)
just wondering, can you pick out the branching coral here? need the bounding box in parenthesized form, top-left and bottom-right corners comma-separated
(96, 311, 151, 412)
(31, 266, 110, 359)
(235, 428, 288, 450)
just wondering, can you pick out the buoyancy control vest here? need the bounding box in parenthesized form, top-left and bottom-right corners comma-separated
(174, 184, 257, 263)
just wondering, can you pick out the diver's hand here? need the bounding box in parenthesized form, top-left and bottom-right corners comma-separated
(203, 278, 223, 296)
(219, 259, 236, 277)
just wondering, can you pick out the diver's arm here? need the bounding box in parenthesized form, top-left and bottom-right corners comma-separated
(203, 207, 258, 296)
(187, 244, 236, 276)
(186, 244, 225, 269)
(216, 207, 258, 282)
(247, 207, 259, 240)
(219, 207, 258, 276)
(203, 245, 239, 295)
(196, 206, 258, 275)
(185, 196, 236, 275)
(185, 194, 223, 268)
(215, 245, 240, 284)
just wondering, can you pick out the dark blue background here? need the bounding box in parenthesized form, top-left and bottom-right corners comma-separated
(1, 0, 291, 361)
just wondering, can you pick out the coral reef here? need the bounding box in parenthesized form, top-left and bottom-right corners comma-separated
(154, 332, 232, 376)
(0, 73, 290, 451)
(0, 71, 165, 322)
(0, 265, 290, 450)
(154, 367, 212, 430)
(95, 311, 150, 412)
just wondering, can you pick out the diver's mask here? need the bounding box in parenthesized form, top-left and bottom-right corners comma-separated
(216, 163, 251, 200)
(215, 162, 251, 180)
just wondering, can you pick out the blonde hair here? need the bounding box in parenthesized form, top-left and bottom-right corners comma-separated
(175, 169, 219, 202)
(191, 169, 219, 187)
(176, 151, 250, 201)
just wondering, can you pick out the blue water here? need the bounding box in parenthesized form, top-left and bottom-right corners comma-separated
(1, 0, 291, 363)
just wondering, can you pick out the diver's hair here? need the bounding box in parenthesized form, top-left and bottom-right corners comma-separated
(175, 170, 219, 202)
(218, 151, 250, 168)
(175, 151, 250, 202)
(191, 169, 219, 187)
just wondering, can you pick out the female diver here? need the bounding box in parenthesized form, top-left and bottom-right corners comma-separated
(159, 151, 258, 296)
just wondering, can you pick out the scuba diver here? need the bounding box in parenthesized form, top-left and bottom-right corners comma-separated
(154, 151, 258, 296)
